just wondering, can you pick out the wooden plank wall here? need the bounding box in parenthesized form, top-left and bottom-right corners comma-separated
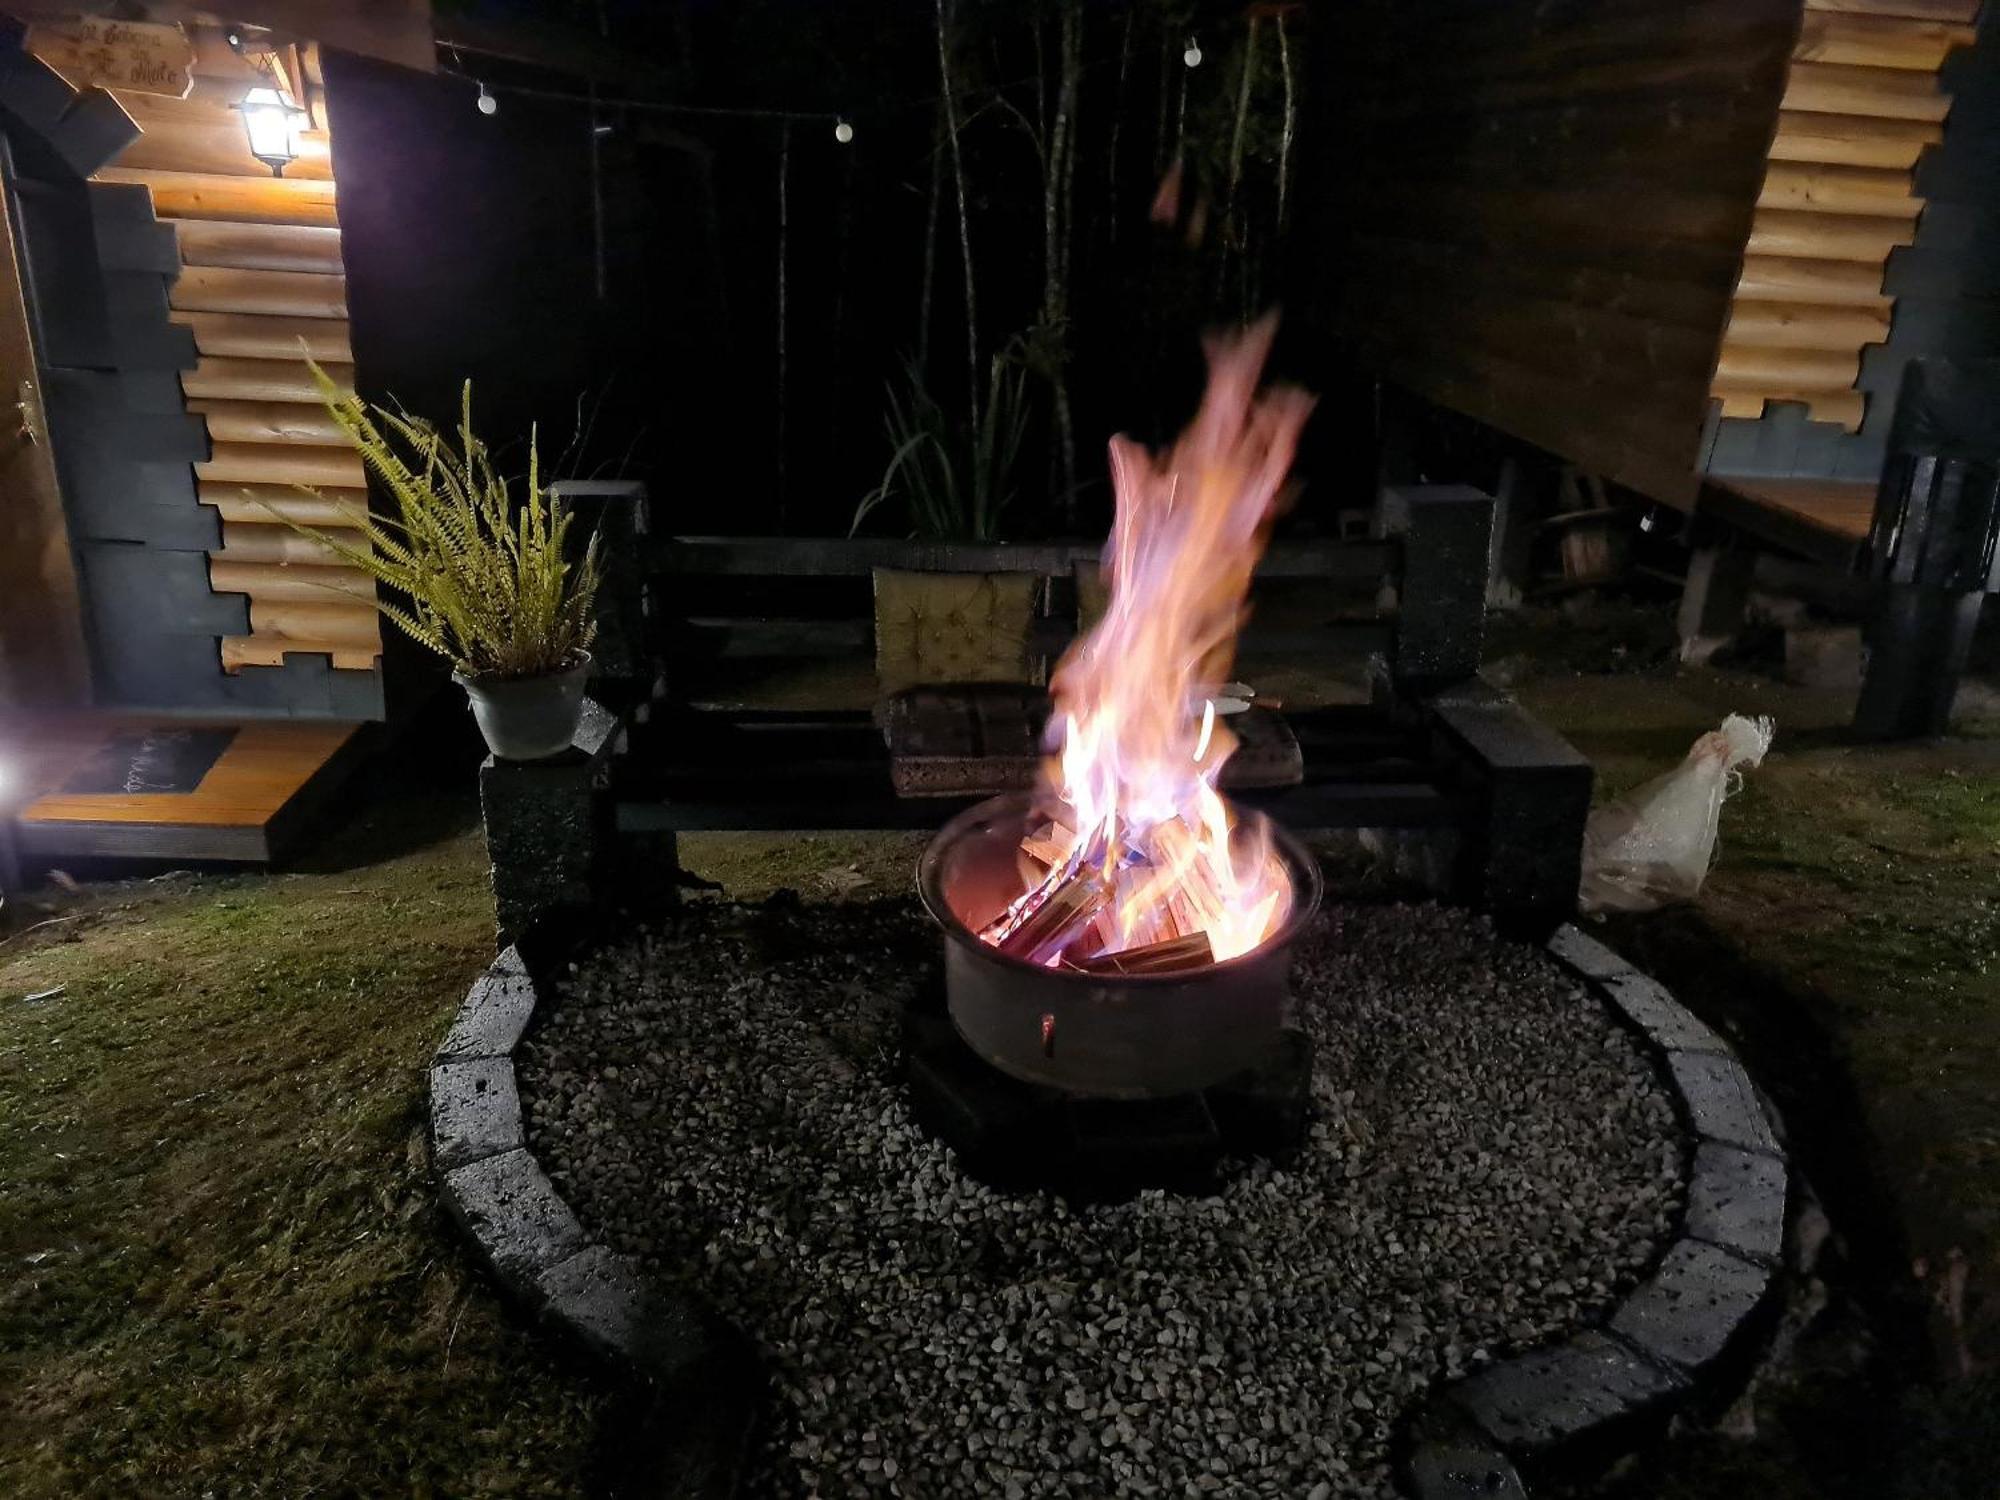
(1710, 0, 1982, 431)
(93, 27, 380, 675)
(1296, 0, 1800, 509)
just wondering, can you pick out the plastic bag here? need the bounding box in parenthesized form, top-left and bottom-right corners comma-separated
(1578, 714, 1774, 914)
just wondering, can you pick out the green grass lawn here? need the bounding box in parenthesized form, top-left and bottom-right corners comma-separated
(2, 653, 1995, 1497)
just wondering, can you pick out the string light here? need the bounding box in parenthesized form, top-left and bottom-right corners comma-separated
(834, 117, 854, 144)
(1183, 36, 1203, 68)
(476, 80, 498, 115)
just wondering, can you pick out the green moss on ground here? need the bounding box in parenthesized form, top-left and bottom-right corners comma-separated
(0, 800, 609, 1498)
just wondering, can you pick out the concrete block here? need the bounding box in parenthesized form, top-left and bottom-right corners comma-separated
(1785, 625, 1864, 691)
(441, 1147, 586, 1293)
(1685, 1142, 1788, 1264)
(480, 751, 608, 945)
(534, 1245, 709, 1379)
(1451, 1331, 1687, 1451)
(436, 948, 537, 1062)
(430, 1056, 524, 1171)
(1668, 1050, 1781, 1157)
(1610, 1238, 1771, 1373)
(1545, 924, 1632, 982)
(1599, 971, 1726, 1055)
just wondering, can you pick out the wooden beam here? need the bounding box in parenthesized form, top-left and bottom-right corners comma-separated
(1734, 253, 1893, 308)
(1781, 60, 1950, 120)
(170, 265, 348, 319)
(1712, 384, 1868, 429)
(113, 117, 335, 181)
(176, 219, 345, 274)
(1723, 299, 1892, 351)
(189, 398, 347, 445)
(1757, 161, 1922, 218)
(216, 520, 366, 564)
(1803, 0, 1980, 22)
(177, 311, 352, 361)
(1795, 12, 1978, 69)
(182, 355, 353, 403)
(95, 167, 339, 227)
(207, 557, 375, 603)
(1744, 206, 1917, 260)
(1713, 342, 1863, 388)
(197, 439, 364, 487)
(1769, 109, 1943, 168)
(220, 636, 379, 672)
(246, 598, 382, 647)
(198, 481, 367, 525)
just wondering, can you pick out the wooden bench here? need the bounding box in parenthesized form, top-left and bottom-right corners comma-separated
(582, 485, 1593, 926)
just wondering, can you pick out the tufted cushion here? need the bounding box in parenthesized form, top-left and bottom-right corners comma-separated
(873, 569, 1044, 696)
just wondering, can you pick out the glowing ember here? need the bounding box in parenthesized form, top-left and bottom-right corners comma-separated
(980, 317, 1314, 972)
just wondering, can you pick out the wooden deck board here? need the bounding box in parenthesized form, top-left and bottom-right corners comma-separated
(5, 716, 363, 862)
(1702, 475, 1877, 565)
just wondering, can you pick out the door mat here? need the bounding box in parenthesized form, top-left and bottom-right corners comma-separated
(60, 727, 237, 795)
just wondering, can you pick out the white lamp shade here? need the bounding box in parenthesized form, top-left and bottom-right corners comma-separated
(237, 85, 308, 172)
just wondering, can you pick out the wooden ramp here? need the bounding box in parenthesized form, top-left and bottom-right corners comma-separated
(3, 716, 364, 864)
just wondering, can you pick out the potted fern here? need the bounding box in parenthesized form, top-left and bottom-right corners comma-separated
(268, 364, 602, 760)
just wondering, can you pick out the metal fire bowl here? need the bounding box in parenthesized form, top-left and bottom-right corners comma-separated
(917, 793, 1324, 1100)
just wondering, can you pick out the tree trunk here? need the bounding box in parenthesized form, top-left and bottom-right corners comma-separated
(937, 0, 980, 438)
(918, 102, 943, 373)
(775, 119, 790, 527)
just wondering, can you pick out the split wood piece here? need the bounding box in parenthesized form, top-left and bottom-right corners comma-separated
(994, 867, 1112, 964)
(176, 219, 345, 274)
(1021, 821, 1072, 869)
(1070, 932, 1215, 976)
(1769, 110, 1942, 169)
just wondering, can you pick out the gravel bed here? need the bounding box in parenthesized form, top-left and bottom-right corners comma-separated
(519, 897, 1685, 1499)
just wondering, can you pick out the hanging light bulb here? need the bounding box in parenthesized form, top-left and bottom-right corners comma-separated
(1183, 36, 1203, 68)
(476, 80, 498, 115)
(833, 117, 854, 145)
(235, 84, 309, 177)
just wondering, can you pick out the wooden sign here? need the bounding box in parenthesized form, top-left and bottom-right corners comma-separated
(25, 16, 194, 99)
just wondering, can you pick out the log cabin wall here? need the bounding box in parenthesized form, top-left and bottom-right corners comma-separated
(1296, 0, 1801, 510)
(91, 26, 383, 709)
(1704, 0, 1998, 481)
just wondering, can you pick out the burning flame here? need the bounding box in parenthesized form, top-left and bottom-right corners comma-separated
(980, 317, 1315, 972)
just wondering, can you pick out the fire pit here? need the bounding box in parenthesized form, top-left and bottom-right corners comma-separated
(919, 791, 1323, 1098)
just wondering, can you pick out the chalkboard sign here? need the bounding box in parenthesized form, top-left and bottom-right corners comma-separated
(61, 727, 236, 796)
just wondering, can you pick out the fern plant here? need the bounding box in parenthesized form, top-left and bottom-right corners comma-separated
(850, 351, 1030, 542)
(263, 362, 601, 680)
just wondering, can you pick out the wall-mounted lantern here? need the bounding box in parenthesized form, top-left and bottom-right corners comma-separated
(235, 85, 309, 176)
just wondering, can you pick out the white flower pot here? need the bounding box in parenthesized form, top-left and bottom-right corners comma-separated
(456, 654, 591, 761)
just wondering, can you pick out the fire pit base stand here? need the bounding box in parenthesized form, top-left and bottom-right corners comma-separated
(903, 1002, 1314, 1198)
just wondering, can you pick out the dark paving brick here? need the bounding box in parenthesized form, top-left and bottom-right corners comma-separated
(535, 1245, 709, 1379)
(430, 1056, 524, 1171)
(441, 1147, 586, 1293)
(1610, 1238, 1771, 1373)
(1408, 1438, 1528, 1500)
(436, 948, 537, 1062)
(1685, 1142, 1788, 1263)
(1667, 1049, 1782, 1156)
(1451, 1331, 1687, 1451)
(1600, 971, 1727, 1055)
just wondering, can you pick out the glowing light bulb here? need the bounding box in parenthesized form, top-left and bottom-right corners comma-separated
(476, 81, 497, 115)
(1183, 38, 1202, 67)
(834, 118, 854, 144)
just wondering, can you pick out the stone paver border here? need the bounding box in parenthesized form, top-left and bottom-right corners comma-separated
(429, 921, 1788, 1497)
